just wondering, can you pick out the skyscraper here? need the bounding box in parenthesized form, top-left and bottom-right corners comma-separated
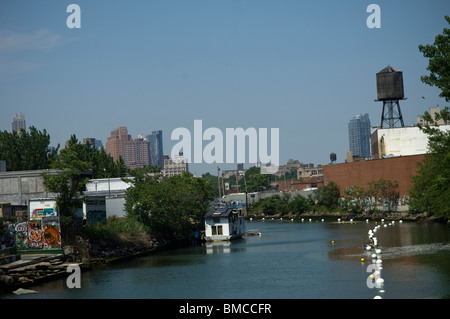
(106, 127, 131, 163)
(146, 130, 163, 168)
(348, 113, 371, 158)
(106, 127, 150, 169)
(12, 113, 26, 133)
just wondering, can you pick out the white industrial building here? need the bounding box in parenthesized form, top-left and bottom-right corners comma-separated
(84, 177, 132, 218)
(371, 125, 450, 159)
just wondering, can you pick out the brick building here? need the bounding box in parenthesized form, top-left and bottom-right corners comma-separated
(322, 154, 425, 199)
(270, 176, 324, 192)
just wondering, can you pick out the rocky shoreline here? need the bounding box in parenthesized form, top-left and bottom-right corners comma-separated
(0, 236, 168, 294)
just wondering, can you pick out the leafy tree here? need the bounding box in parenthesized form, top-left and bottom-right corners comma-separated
(245, 166, 270, 192)
(201, 172, 220, 197)
(41, 135, 128, 241)
(366, 179, 399, 211)
(409, 16, 450, 219)
(251, 194, 288, 215)
(0, 126, 58, 171)
(288, 194, 310, 214)
(71, 136, 126, 179)
(409, 108, 450, 218)
(124, 168, 214, 238)
(250, 193, 310, 215)
(418, 16, 450, 102)
(315, 181, 340, 209)
(339, 186, 368, 214)
(42, 135, 91, 242)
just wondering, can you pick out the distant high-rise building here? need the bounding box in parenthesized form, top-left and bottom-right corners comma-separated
(162, 154, 188, 177)
(106, 127, 150, 169)
(128, 135, 150, 169)
(146, 130, 163, 168)
(83, 137, 104, 150)
(417, 106, 449, 126)
(12, 113, 26, 133)
(348, 113, 371, 158)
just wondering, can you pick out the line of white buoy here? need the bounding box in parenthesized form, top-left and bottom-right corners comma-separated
(362, 220, 400, 299)
(260, 217, 328, 223)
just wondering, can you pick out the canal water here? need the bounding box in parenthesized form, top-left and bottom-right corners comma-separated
(3, 219, 450, 299)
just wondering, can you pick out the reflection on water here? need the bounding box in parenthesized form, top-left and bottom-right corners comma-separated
(380, 243, 450, 259)
(2, 220, 450, 299)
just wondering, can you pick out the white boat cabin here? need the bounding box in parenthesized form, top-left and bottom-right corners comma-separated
(204, 208, 246, 241)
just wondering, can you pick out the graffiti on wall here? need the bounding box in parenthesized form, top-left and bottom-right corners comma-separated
(42, 217, 61, 249)
(14, 222, 28, 249)
(28, 221, 43, 249)
(31, 207, 57, 220)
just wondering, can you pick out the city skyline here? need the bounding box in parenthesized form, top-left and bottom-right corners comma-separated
(1, 1, 449, 175)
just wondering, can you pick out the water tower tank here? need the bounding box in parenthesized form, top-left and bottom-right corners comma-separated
(330, 153, 336, 162)
(376, 66, 404, 101)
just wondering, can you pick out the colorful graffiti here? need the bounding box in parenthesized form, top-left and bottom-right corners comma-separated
(1, 217, 62, 250)
(42, 217, 61, 249)
(14, 222, 28, 249)
(31, 207, 56, 220)
(28, 221, 43, 249)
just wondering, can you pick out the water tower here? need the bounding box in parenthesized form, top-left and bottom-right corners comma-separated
(330, 152, 336, 164)
(375, 66, 405, 128)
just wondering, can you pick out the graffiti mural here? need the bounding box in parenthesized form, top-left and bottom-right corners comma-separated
(28, 221, 43, 249)
(31, 207, 57, 220)
(42, 217, 61, 249)
(14, 222, 28, 249)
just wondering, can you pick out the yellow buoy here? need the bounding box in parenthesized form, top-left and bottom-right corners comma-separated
(361, 258, 365, 262)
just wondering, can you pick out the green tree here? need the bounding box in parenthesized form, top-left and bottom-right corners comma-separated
(339, 186, 367, 214)
(42, 135, 91, 242)
(288, 194, 310, 214)
(316, 181, 340, 210)
(245, 166, 270, 192)
(41, 134, 127, 242)
(0, 126, 58, 171)
(250, 194, 288, 216)
(72, 137, 126, 179)
(409, 109, 450, 218)
(201, 172, 220, 197)
(418, 16, 450, 102)
(124, 168, 214, 238)
(409, 16, 450, 219)
(366, 179, 399, 211)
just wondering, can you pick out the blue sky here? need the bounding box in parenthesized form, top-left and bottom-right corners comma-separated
(0, 0, 449, 175)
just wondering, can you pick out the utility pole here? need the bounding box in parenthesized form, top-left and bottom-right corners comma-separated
(235, 169, 240, 193)
(217, 166, 221, 198)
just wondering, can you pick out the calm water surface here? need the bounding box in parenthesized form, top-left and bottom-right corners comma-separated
(3, 220, 450, 299)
